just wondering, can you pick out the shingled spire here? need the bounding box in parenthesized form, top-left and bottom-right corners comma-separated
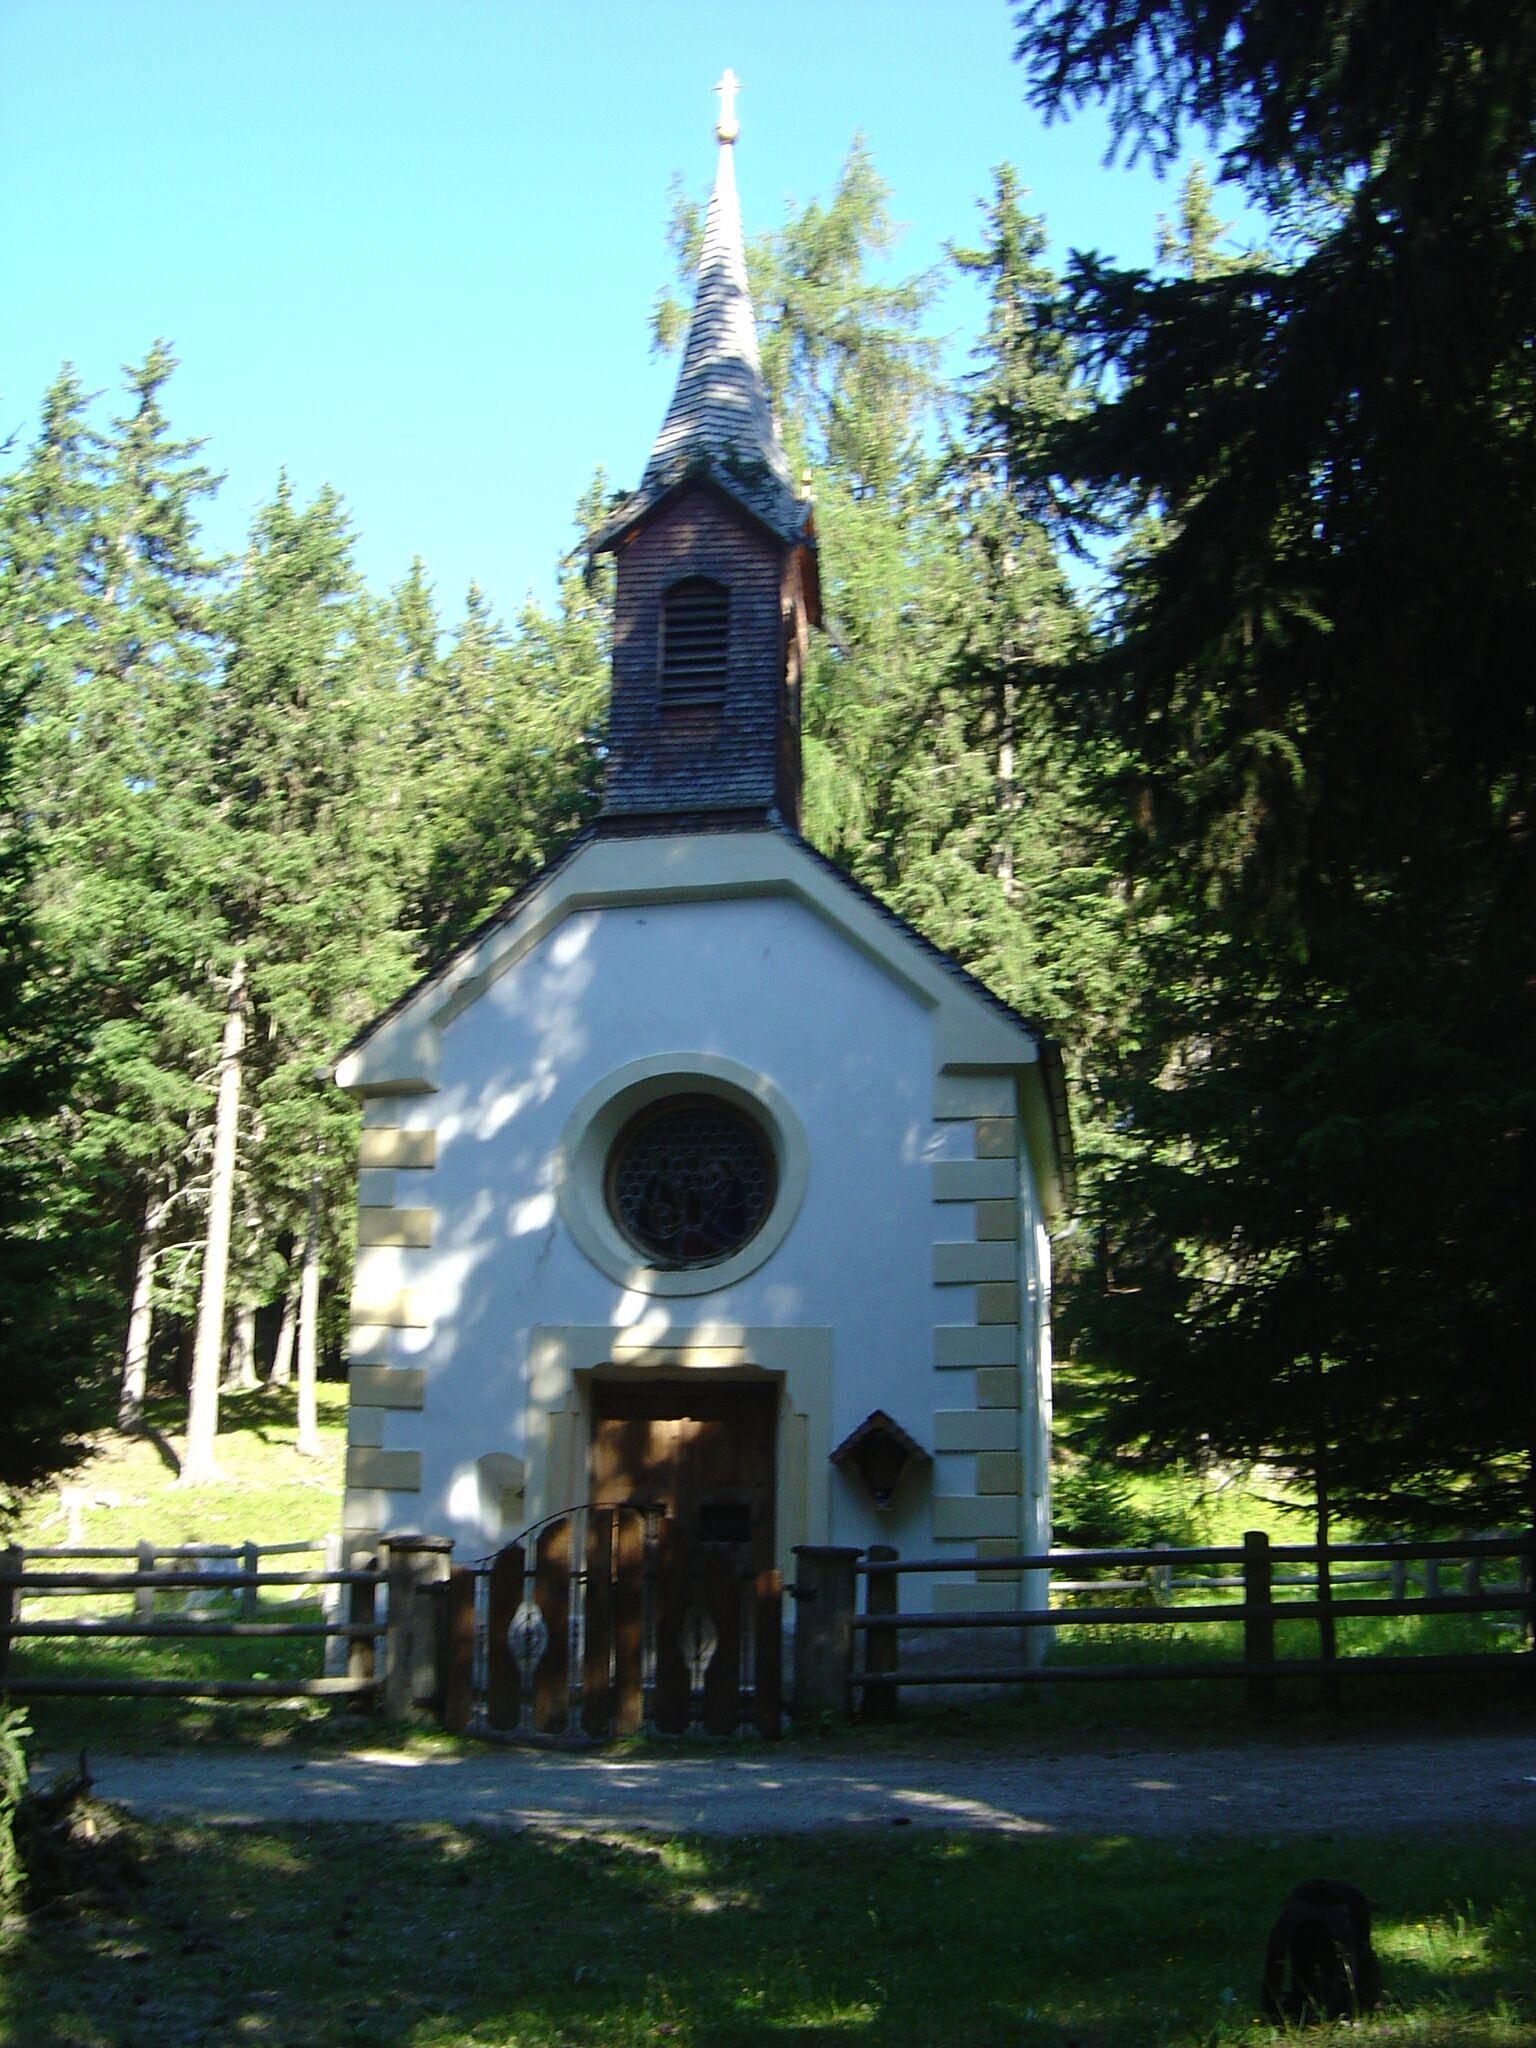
(596, 72, 810, 551)
(595, 74, 819, 830)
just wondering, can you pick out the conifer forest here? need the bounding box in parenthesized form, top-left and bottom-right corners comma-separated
(2, 2, 1531, 1545)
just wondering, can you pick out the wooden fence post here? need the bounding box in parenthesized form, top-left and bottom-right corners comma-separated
(1317, 1542, 1340, 1709)
(0, 1545, 20, 1689)
(791, 1546, 861, 1725)
(346, 1560, 378, 1713)
(440, 1567, 477, 1733)
(1242, 1529, 1274, 1708)
(1389, 1557, 1408, 1601)
(1151, 1540, 1173, 1604)
(862, 1545, 899, 1722)
(322, 1535, 346, 1678)
(381, 1535, 454, 1723)
(134, 1540, 156, 1623)
(241, 1540, 260, 1622)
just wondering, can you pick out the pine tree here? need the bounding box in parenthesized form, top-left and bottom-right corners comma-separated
(0, 350, 227, 1447)
(912, 168, 1122, 1048)
(88, 345, 226, 1428)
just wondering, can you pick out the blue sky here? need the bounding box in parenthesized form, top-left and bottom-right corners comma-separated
(3, 0, 1246, 621)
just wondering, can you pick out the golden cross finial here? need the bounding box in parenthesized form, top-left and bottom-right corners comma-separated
(715, 68, 740, 144)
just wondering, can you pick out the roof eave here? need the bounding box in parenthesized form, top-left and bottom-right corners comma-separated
(589, 464, 813, 557)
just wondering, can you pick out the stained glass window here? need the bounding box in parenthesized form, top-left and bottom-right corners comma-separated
(606, 1094, 775, 1268)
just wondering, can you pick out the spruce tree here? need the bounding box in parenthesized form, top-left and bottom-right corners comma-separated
(412, 490, 608, 958)
(1014, 0, 1536, 1529)
(0, 514, 114, 1495)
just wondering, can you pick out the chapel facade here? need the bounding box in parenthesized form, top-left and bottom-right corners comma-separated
(334, 82, 1072, 1613)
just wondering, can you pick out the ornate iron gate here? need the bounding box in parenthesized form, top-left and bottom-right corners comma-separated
(442, 1503, 782, 1739)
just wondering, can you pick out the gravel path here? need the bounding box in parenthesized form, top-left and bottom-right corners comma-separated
(80, 1734, 1536, 1837)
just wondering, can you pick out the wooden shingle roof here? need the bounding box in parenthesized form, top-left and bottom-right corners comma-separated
(592, 112, 810, 552)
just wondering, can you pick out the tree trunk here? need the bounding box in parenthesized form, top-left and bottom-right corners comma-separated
(118, 1189, 162, 1430)
(224, 1302, 258, 1391)
(996, 543, 1019, 906)
(269, 1289, 297, 1387)
(182, 960, 247, 1485)
(997, 673, 1017, 904)
(295, 1172, 322, 1458)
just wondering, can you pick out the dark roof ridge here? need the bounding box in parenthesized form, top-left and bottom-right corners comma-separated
(768, 819, 1077, 1204)
(333, 826, 597, 1065)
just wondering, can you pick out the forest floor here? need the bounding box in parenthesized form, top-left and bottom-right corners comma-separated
(11, 1380, 348, 1556)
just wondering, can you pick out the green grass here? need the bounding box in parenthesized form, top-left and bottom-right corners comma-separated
(2, 1821, 1530, 2046)
(12, 1383, 348, 1556)
(1117, 1460, 1306, 1547)
(9, 1385, 350, 1751)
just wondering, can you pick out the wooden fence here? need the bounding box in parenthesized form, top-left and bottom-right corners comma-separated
(12, 1528, 1529, 1730)
(792, 1532, 1536, 1720)
(0, 1537, 387, 1704)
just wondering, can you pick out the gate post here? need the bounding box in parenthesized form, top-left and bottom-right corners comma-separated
(792, 1545, 861, 1724)
(0, 1545, 21, 1689)
(862, 1545, 899, 1722)
(345, 1564, 377, 1714)
(1243, 1529, 1275, 1709)
(381, 1534, 454, 1723)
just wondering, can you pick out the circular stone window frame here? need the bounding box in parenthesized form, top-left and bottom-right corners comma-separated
(555, 1054, 809, 1298)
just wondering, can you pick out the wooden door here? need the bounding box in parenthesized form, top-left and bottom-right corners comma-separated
(589, 1379, 777, 1576)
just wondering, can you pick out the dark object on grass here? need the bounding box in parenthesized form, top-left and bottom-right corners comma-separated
(13, 1752, 144, 1916)
(1260, 1880, 1381, 2024)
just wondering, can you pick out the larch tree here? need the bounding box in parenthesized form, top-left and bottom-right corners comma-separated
(183, 479, 413, 1481)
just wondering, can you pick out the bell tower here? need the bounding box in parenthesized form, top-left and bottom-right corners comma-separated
(593, 73, 820, 830)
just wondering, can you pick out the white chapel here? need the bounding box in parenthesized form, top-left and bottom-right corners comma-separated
(334, 81, 1073, 1612)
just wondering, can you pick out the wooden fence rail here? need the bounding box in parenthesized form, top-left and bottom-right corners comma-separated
(793, 1531, 1535, 1720)
(9, 1568, 379, 1592)
(18, 1540, 325, 1560)
(8, 1536, 343, 1626)
(0, 1539, 390, 1705)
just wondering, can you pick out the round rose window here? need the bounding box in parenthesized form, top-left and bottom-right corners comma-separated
(605, 1094, 776, 1269)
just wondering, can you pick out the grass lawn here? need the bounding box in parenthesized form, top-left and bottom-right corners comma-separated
(11, 1384, 348, 1557)
(10, 1385, 350, 1752)
(2, 1821, 1531, 2047)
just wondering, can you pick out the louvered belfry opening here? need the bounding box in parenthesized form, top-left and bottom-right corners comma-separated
(660, 576, 730, 706)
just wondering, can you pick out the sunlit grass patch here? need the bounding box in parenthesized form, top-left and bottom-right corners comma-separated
(10, 1386, 349, 1750)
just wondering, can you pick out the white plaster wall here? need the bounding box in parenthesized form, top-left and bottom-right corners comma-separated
(361, 894, 1038, 1605)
